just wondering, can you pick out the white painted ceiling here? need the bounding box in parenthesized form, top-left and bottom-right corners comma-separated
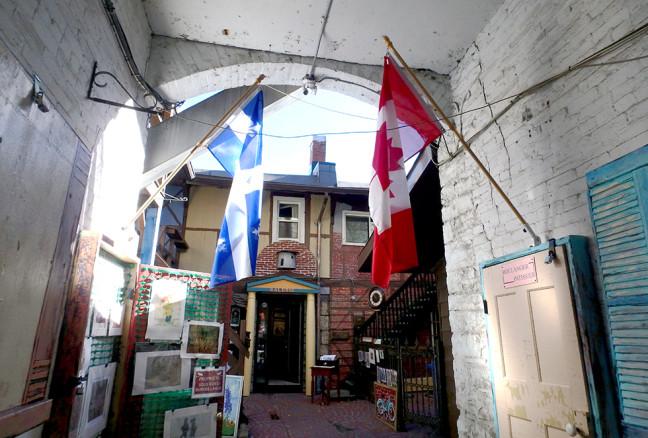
(143, 0, 504, 74)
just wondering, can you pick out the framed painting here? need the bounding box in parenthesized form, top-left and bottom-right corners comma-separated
(146, 278, 187, 341)
(222, 375, 243, 437)
(181, 320, 224, 359)
(132, 350, 191, 395)
(79, 363, 117, 438)
(374, 382, 398, 431)
(163, 404, 218, 438)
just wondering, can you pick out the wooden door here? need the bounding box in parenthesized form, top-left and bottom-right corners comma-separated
(483, 246, 590, 437)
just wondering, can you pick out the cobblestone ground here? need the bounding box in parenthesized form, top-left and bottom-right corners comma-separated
(243, 393, 440, 437)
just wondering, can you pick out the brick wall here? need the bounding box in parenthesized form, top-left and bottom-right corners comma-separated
(255, 240, 317, 277)
(438, 1, 648, 435)
(327, 286, 374, 379)
(330, 232, 372, 281)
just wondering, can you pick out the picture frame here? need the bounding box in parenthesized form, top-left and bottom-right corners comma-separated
(181, 320, 224, 359)
(132, 350, 191, 395)
(163, 403, 218, 438)
(191, 366, 225, 399)
(146, 278, 187, 341)
(222, 375, 244, 438)
(79, 363, 117, 438)
(374, 382, 398, 431)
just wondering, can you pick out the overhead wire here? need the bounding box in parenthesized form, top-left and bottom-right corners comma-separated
(175, 19, 647, 149)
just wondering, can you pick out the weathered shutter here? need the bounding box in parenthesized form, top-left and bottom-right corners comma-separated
(587, 145, 648, 433)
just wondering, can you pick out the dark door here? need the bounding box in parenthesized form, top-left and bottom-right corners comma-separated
(255, 295, 303, 392)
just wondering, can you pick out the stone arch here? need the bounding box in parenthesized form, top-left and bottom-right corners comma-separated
(146, 36, 451, 111)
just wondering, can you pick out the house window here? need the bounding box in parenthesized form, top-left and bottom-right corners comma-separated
(272, 196, 305, 243)
(342, 211, 372, 246)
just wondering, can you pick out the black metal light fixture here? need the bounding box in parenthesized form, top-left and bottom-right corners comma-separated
(32, 75, 49, 113)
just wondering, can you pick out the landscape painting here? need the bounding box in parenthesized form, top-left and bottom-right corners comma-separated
(181, 321, 224, 359)
(132, 350, 191, 395)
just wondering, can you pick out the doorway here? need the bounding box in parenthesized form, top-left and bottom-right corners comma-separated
(254, 294, 304, 392)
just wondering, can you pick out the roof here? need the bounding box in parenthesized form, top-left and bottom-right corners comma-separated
(191, 165, 369, 195)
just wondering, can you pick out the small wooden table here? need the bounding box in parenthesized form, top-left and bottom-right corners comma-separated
(310, 365, 340, 405)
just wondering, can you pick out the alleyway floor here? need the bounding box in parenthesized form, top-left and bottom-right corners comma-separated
(242, 393, 441, 437)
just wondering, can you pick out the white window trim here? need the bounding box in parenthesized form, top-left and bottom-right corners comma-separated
(272, 196, 306, 243)
(342, 211, 373, 246)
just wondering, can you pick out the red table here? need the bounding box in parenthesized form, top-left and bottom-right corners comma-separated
(310, 365, 340, 405)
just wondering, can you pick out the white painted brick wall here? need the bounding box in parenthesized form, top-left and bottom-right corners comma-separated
(439, 0, 648, 436)
(146, 36, 453, 113)
(0, 0, 151, 149)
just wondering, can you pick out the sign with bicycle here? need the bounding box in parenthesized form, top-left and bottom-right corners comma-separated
(374, 382, 398, 431)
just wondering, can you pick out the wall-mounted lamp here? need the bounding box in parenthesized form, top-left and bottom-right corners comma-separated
(32, 75, 49, 113)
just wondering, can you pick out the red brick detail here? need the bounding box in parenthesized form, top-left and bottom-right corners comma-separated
(310, 137, 326, 163)
(330, 232, 371, 281)
(255, 241, 317, 277)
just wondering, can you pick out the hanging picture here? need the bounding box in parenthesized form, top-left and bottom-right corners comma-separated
(146, 278, 187, 341)
(108, 295, 124, 336)
(368, 348, 376, 365)
(192, 366, 225, 399)
(132, 350, 191, 395)
(90, 304, 109, 337)
(222, 375, 244, 438)
(181, 320, 224, 359)
(79, 363, 117, 438)
(163, 404, 218, 438)
(91, 253, 127, 337)
(68, 380, 86, 438)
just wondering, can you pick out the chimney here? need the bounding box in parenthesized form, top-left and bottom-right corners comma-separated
(310, 135, 326, 165)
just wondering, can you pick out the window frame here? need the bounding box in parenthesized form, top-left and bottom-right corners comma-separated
(272, 196, 306, 243)
(342, 210, 373, 246)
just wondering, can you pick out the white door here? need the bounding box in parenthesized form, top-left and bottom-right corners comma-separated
(483, 246, 590, 437)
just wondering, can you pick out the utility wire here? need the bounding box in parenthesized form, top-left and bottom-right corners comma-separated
(176, 20, 648, 144)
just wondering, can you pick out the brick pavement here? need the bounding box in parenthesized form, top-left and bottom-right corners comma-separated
(243, 393, 440, 437)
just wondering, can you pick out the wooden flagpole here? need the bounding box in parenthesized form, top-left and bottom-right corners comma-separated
(124, 74, 266, 229)
(383, 36, 541, 246)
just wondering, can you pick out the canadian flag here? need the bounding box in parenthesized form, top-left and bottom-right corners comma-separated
(369, 55, 443, 288)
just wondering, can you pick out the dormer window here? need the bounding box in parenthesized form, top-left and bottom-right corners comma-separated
(272, 196, 305, 243)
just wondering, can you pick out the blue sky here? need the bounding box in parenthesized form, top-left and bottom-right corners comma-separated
(189, 89, 378, 185)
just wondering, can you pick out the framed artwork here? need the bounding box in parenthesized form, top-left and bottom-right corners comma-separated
(91, 253, 127, 337)
(191, 366, 225, 399)
(90, 304, 109, 337)
(181, 321, 224, 359)
(163, 404, 218, 438)
(222, 375, 243, 437)
(146, 278, 187, 341)
(132, 350, 191, 395)
(368, 348, 376, 365)
(68, 380, 86, 438)
(374, 382, 398, 431)
(79, 363, 117, 438)
(108, 296, 124, 336)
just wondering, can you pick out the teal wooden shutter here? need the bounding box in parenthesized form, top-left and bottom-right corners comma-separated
(587, 145, 648, 434)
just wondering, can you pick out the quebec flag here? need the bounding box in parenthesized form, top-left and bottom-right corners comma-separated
(208, 91, 264, 287)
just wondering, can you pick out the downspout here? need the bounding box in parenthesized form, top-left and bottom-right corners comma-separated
(315, 194, 329, 359)
(316, 195, 330, 283)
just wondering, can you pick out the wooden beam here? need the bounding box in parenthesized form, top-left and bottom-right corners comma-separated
(0, 400, 52, 438)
